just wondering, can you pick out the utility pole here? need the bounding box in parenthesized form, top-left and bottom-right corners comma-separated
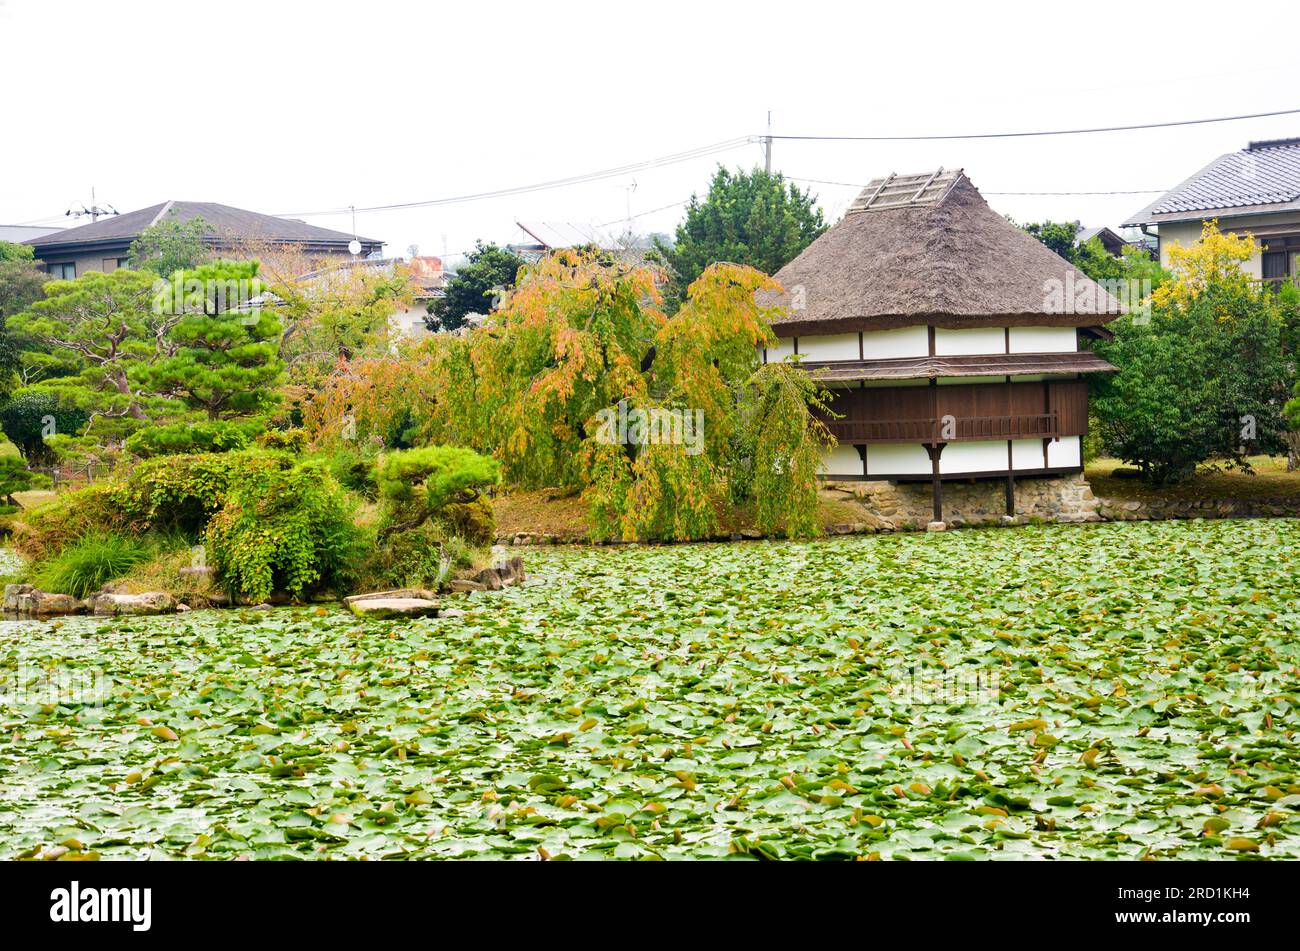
(764, 111, 772, 174)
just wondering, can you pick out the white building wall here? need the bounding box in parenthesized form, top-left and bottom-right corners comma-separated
(770, 324, 1083, 363)
(766, 337, 796, 362)
(1047, 435, 1082, 469)
(862, 326, 929, 359)
(825, 438, 1085, 480)
(819, 444, 864, 477)
(865, 443, 932, 477)
(1009, 326, 1076, 353)
(934, 326, 1006, 355)
(941, 441, 1009, 474)
(797, 332, 860, 361)
(1011, 439, 1045, 470)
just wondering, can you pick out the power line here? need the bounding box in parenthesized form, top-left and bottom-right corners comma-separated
(787, 176, 1168, 196)
(597, 198, 690, 229)
(765, 106, 1300, 142)
(276, 138, 751, 219)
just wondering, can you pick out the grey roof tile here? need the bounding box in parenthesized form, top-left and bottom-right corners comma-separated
(23, 201, 381, 249)
(1123, 139, 1300, 226)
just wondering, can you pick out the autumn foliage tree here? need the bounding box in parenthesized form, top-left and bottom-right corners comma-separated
(306, 248, 836, 540)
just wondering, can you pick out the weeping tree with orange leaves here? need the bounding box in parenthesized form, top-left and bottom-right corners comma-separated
(305, 247, 836, 540)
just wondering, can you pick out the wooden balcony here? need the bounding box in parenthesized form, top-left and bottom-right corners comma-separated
(826, 412, 1060, 444)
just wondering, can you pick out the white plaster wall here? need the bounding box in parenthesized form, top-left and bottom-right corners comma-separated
(941, 441, 1009, 474)
(862, 326, 929, 359)
(1047, 435, 1082, 468)
(1009, 326, 1076, 353)
(390, 305, 429, 337)
(866, 443, 932, 477)
(765, 337, 796, 362)
(934, 326, 1006, 356)
(797, 332, 860, 361)
(819, 444, 864, 477)
(1011, 439, 1046, 470)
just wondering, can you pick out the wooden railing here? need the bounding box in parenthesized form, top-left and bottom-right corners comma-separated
(826, 413, 1059, 443)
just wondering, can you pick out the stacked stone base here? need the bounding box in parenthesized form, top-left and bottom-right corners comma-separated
(825, 473, 1102, 531)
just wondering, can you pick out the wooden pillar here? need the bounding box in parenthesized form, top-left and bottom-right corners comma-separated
(1005, 440, 1015, 516)
(924, 442, 945, 523)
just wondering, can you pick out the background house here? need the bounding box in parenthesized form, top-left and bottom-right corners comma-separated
(23, 200, 384, 279)
(391, 255, 446, 337)
(1123, 137, 1300, 285)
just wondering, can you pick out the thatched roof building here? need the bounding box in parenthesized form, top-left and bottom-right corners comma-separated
(763, 170, 1121, 336)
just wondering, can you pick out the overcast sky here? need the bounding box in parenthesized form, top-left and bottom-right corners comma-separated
(2, 0, 1298, 264)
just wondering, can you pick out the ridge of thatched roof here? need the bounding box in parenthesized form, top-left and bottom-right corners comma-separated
(764, 171, 1121, 334)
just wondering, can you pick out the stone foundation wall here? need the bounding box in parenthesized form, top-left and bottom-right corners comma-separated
(826, 473, 1101, 531)
(1098, 496, 1300, 521)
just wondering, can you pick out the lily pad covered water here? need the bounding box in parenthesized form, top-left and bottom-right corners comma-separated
(2, 519, 1298, 860)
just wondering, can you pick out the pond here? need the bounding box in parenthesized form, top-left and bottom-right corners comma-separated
(2, 518, 1298, 859)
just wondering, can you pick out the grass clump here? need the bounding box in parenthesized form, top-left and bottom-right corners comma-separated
(31, 532, 152, 598)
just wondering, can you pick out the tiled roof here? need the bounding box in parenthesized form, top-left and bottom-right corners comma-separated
(23, 201, 382, 250)
(1123, 139, 1300, 227)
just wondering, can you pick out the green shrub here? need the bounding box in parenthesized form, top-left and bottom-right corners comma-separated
(360, 521, 475, 591)
(0, 391, 87, 466)
(32, 532, 151, 598)
(326, 447, 379, 499)
(362, 447, 499, 590)
(376, 446, 500, 534)
(255, 428, 307, 453)
(0, 456, 51, 503)
(116, 451, 290, 536)
(12, 483, 130, 560)
(125, 419, 262, 458)
(205, 460, 367, 603)
(439, 494, 496, 546)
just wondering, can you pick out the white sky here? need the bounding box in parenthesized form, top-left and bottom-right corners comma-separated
(2, 0, 1299, 264)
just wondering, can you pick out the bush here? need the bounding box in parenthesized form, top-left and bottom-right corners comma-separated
(32, 532, 151, 598)
(204, 460, 367, 603)
(255, 428, 307, 453)
(1092, 287, 1286, 484)
(116, 451, 289, 536)
(11, 483, 129, 561)
(439, 494, 496, 546)
(325, 447, 379, 499)
(0, 456, 51, 504)
(12, 451, 289, 559)
(125, 419, 262, 458)
(376, 446, 500, 511)
(362, 447, 499, 590)
(360, 521, 476, 591)
(0, 391, 87, 466)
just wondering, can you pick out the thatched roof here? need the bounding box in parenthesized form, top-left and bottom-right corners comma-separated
(763, 170, 1121, 334)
